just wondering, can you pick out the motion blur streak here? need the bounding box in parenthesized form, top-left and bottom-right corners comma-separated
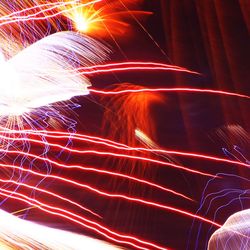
(0, 1, 80, 20)
(0, 1, 245, 249)
(0, 209, 121, 250)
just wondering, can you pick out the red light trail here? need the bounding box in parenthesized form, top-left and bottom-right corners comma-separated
(0, 188, 168, 250)
(89, 87, 250, 100)
(0, 144, 215, 178)
(0, 169, 220, 228)
(65, 61, 201, 75)
(0, 130, 248, 168)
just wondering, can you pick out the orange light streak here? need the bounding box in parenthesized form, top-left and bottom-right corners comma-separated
(57, 0, 150, 38)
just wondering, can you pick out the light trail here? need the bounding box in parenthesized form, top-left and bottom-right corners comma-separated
(0, 183, 221, 249)
(80, 66, 199, 75)
(0, 2, 246, 248)
(0, 163, 220, 228)
(1, 129, 248, 168)
(0, 208, 119, 249)
(79, 61, 185, 70)
(0, 163, 191, 206)
(55, 61, 200, 75)
(89, 87, 250, 100)
(0, 189, 167, 250)
(0, 147, 215, 178)
(0, 141, 192, 201)
(0, 31, 108, 116)
(0, 163, 197, 219)
(0, 178, 100, 218)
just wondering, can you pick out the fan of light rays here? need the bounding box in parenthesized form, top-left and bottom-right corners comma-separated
(0, 31, 109, 129)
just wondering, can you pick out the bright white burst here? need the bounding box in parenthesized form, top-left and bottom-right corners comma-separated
(0, 31, 109, 117)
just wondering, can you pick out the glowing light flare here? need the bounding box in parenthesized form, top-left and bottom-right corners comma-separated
(100, 83, 165, 183)
(58, 0, 151, 38)
(0, 51, 24, 116)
